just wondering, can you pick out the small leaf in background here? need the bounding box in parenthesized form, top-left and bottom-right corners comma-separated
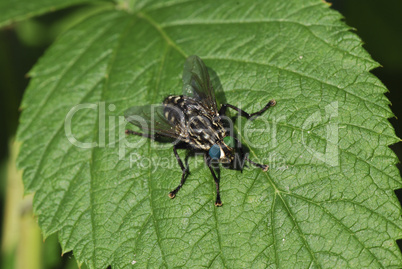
(0, 0, 100, 27)
(12, 0, 402, 268)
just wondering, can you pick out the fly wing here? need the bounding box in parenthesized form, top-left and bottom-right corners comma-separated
(124, 104, 187, 140)
(182, 55, 218, 114)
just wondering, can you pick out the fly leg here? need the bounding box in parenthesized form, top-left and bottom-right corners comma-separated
(205, 155, 222, 207)
(168, 145, 189, 199)
(233, 135, 269, 172)
(219, 99, 276, 119)
(245, 155, 269, 171)
(126, 131, 189, 199)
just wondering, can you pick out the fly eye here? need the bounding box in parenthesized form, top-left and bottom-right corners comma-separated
(208, 144, 220, 159)
(223, 136, 235, 148)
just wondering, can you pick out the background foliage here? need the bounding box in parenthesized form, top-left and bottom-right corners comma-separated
(1, 0, 402, 268)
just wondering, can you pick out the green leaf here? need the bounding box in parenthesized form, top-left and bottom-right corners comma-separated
(16, 0, 402, 268)
(0, 0, 102, 27)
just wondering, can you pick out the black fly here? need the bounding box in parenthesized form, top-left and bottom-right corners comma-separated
(125, 55, 276, 206)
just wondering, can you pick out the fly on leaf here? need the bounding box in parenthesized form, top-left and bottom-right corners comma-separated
(125, 55, 276, 206)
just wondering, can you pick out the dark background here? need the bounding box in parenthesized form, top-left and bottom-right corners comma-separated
(0, 0, 401, 267)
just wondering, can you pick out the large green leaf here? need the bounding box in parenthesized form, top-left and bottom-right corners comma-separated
(16, 0, 402, 268)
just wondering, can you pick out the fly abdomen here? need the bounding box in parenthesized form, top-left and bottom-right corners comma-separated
(163, 96, 186, 125)
(163, 95, 225, 149)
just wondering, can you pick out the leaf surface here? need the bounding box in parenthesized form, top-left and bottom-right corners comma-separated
(16, 0, 402, 268)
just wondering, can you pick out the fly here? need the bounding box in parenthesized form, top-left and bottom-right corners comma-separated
(125, 55, 276, 206)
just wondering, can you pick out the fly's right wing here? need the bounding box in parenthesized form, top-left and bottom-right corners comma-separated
(182, 55, 218, 114)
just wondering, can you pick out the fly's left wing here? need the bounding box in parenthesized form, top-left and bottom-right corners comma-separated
(182, 55, 218, 114)
(124, 104, 187, 141)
